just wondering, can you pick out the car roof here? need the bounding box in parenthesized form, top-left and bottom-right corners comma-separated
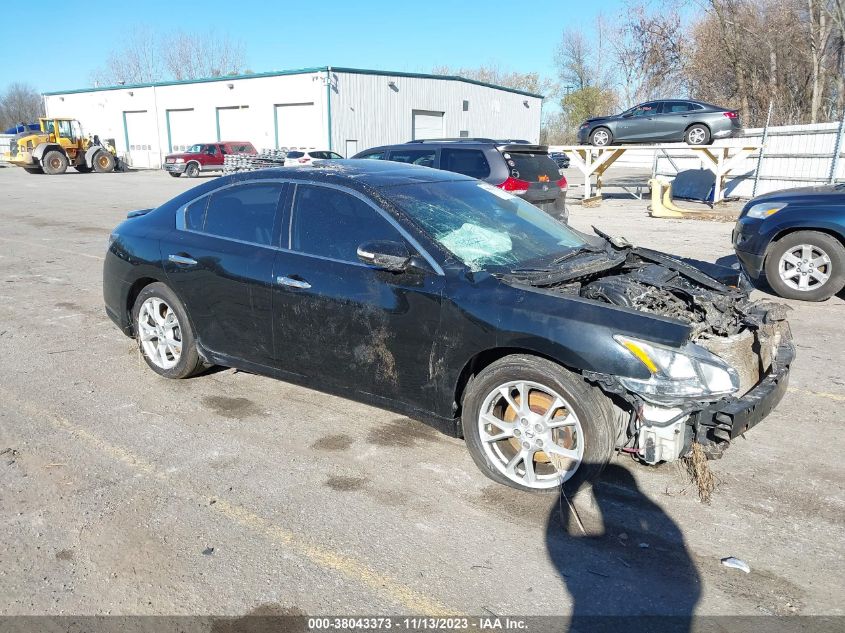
(228, 159, 475, 189)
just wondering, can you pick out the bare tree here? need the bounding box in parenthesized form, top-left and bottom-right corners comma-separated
(91, 26, 163, 86)
(163, 30, 246, 80)
(432, 64, 556, 99)
(90, 26, 247, 86)
(0, 82, 44, 131)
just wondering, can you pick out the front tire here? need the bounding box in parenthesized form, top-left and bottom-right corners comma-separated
(168, 171, 182, 178)
(132, 283, 204, 379)
(685, 124, 711, 146)
(93, 150, 115, 173)
(764, 231, 845, 301)
(42, 150, 68, 175)
(184, 162, 200, 178)
(590, 127, 612, 147)
(462, 355, 617, 495)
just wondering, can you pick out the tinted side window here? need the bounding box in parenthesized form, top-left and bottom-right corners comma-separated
(291, 185, 403, 262)
(358, 151, 384, 160)
(184, 197, 208, 231)
(203, 183, 282, 246)
(387, 149, 436, 168)
(440, 149, 491, 179)
(664, 102, 694, 113)
(631, 102, 658, 117)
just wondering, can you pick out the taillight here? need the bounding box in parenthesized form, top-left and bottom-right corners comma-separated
(723, 111, 738, 119)
(498, 176, 530, 194)
(557, 176, 568, 190)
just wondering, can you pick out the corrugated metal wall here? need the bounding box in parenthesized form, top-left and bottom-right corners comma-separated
(331, 71, 542, 155)
(550, 121, 844, 197)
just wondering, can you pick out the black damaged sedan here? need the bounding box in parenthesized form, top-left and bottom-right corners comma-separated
(104, 161, 793, 493)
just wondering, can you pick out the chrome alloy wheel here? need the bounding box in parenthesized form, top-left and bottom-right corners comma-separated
(592, 129, 610, 146)
(687, 127, 707, 145)
(478, 380, 584, 490)
(778, 243, 831, 292)
(137, 297, 182, 369)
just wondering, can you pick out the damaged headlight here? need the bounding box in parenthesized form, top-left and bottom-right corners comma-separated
(614, 335, 739, 401)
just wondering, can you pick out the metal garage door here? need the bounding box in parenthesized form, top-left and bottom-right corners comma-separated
(167, 108, 203, 152)
(123, 110, 158, 169)
(274, 103, 320, 150)
(412, 110, 444, 140)
(216, 106, 251, 142)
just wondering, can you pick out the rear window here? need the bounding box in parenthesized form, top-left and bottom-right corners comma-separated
(357, 151, 384, 160)
(504, 152, 561, 183)
(287, 151, 305, 158)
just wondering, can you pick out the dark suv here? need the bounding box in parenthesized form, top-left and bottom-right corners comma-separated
(353, 139, 568, 222)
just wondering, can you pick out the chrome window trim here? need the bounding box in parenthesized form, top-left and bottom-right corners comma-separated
(175, 177, 445, 276)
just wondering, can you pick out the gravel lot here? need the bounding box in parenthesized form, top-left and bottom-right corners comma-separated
(0, 166, 842, 621)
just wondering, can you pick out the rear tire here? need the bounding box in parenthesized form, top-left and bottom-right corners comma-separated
(132, 282, 204, 379)
(590, 127, 612, 147)
(685, 124, 711, 146)
(92, 150, 115, 173)
(184, 162, 200, 178)
(764, 231, 845, 301)
(462, 354, 617, 495)
(42, 150, 68, 175)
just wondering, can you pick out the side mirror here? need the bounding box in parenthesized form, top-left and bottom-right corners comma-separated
(357, 240, 411, 272)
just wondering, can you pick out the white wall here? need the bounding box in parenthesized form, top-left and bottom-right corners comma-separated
(45, 72, 328, 169)
(330, 71, 543, 154)
(44, 69, 544, 169)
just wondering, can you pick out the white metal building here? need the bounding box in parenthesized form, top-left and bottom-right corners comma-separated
(42, 66, 543, 169)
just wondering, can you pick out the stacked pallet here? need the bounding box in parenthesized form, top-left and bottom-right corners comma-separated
(223, 149, 288, 175)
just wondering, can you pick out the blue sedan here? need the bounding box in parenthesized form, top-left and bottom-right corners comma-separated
(733, 184, 845, 301)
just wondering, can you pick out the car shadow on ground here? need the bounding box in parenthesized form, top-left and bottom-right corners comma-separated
(546, 464, 700, 632)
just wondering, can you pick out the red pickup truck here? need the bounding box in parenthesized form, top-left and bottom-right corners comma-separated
(163, 141, 256, 177)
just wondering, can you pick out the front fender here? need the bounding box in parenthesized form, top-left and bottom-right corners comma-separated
(32, 143, 60, 161)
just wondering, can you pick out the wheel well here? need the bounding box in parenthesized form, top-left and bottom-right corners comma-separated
(125, 277, 161, 334)
(186, 160, 200, 169)
(453, 347, 570, 419)
(684, 122, 710, 132)
(765, 227, 845, 260)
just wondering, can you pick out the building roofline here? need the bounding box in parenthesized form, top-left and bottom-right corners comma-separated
(42, 65, 545, 99)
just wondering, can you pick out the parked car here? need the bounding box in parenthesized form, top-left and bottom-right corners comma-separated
(733, 184, 845, 301)
(284, 150, 344, 166)
(577, 100, 743, 147)
(352, 138, 568, 223)
(104, 161, 793, 493)
(549, 151, 570, 169)
(164, 142, 256, 177)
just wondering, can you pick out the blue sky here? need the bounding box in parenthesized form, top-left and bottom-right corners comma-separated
(5, 0, 627, 94)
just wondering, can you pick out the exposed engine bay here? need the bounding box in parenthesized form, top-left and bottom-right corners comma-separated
(501, 237, 794, 467)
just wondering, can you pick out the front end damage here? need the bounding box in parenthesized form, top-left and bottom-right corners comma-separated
(505, 242, 794, 465)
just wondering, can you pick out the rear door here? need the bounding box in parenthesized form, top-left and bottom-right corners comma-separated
(657, 101, 696, 141)
(271, 183, 444, 409)
(161, 181, 285, 368)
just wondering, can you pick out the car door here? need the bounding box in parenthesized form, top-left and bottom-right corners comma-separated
(657, 101, 696, 141)
(271, 183, 445, 410)
(160, 181, 286, 369)
(617, 102, 660, 141)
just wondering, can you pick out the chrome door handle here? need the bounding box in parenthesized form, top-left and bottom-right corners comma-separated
(276, 276, 311, 289)
(168, 254, 197, 266)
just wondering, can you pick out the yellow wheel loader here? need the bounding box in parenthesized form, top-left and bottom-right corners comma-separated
(4, 117, 120, 175)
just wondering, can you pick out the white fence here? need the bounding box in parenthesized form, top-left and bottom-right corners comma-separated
(551, 119, 845, 199)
